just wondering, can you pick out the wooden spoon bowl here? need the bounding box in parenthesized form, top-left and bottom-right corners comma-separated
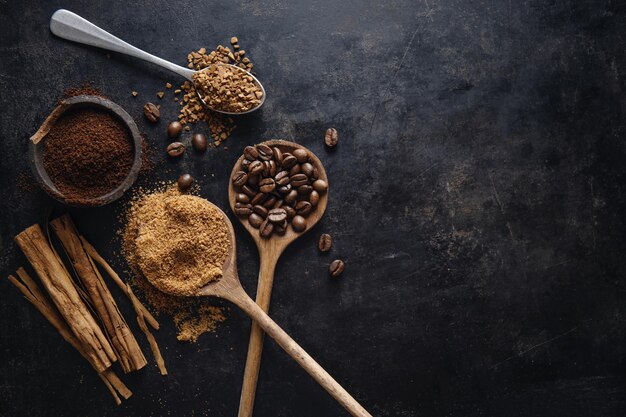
(227, 140, 329, 417)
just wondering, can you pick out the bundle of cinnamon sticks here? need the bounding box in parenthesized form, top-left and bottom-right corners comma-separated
(8, 214, 167, 404)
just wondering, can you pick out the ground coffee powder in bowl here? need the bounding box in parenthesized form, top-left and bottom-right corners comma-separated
(30, 95, 143, 206)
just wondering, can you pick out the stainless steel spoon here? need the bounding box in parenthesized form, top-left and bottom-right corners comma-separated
(49, 9, 266, 115)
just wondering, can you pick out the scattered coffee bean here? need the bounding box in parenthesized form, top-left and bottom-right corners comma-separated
(277, 184, 292, 195)
(168, 121, 183, 138)
(290, 173, 308, 187)
(234, 202, 253, 216)
(272, 147, 283, 164)
(273, 199, 284, 209)
(259, 177, 275, 193)
(252, 205, 268, 218)
(310, 190, 320, 206)
(318, 234, 333, 252)
(268, 208, 287, 223)
(236, 193, 250, 204)
(256, 144, 273, 160)
(166, 142, 185, 157)
(291, 215, 307, 232)
(289, 164, 302, 176)
(284, 206, 296, 220)
(301, 162, 314, 177)
(312, 179, 328, 193)
(329, 259, 345, 277)
(281, 154, 297, 169)
(249, 160, 264, 175)
(241, 184, 256, 197)
(298, 184, 313, 195)
(293, 148, 309, 163)
(143, 102, 160, 123)
(232, 171, 248, 186)
(251, 192, 267, 205)
(275, 220, 287, 235)
(263, 195, 277, 208)
(177, 174, 194, 191)
(248, 213, 264, 228)
(325, 128, 338, 147)
(259, 218, 274, 237)
(192, 133, 207, 152)
(284, 189, 298, 204)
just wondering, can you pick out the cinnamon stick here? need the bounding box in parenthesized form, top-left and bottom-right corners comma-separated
(15, 225, 113, 372)
(50, 214, 147, 373)
(8, 268, 132, 403)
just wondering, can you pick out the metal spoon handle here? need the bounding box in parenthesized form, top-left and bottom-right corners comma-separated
(50, 9, 194, 80)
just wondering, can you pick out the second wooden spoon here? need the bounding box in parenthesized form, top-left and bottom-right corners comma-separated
(228, 140, 328, 417)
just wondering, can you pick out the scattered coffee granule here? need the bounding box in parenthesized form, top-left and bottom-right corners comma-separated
(42, 108, 134, 204)
(193, 64, 263, 113)
(131, 91, 138, 97)
(177, 40, 255, 146)
(165, 82, 172, 89)
(157, 91, 164, 99)
(122, 185, 228, 341)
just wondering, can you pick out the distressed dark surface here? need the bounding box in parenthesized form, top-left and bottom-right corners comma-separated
(1, 0, 626, 416)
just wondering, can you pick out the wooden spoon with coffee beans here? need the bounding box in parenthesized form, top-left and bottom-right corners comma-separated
(228, 140, 328, 417)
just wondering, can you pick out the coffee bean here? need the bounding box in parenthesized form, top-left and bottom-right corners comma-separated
(273, 199, 284, 208)
(325, 128, 338, 147)
(275, 220, 287, 235)
(291, 215, 307, 232)
(275, 171, 290, 186)
(298, 185, 313, 195)
(289, 164, 302, 176)
(284, 206, 296, 220)
(312, 167, 319, 180)
(166, 142, 185, 157)
(177, 174, 194, 191)
(259, 218, 274, 238)
(262, 195, 277, 209)
(268, 208, 287, 223)
(253, 205, 268, 218)
(248, 213, 264, 228)
(242, 158, 251, 170)
(247, 174, 260, 187)
(277, 184, 292, 195)
(242, 185, 256, 197)
(310, 190, 320, 206)
(281, 154, 297, 169)
(290, 173, 308, 187)
(232, 171, 248, 186)
(143, 102, 160, 123)
(168, 121, 183, 138)
(268, 160, 277, 177)
(192, 133, 207, 152)
(301, 162, 314, 177)
(244, 145, 259, 160)
(259, 178, 275, 193)
(234, 202, 253, 216)
(318, 234, 332, 252)
(249, 160, 264, 175)
(312, 179, 328, 193)
(295, 201, 312, 216)
(236, 193, 250, 204)
(329, 259, 345, 277)
(251, 192, 267, 205)
(272, 147, 283, 164)
(293, 148, 309, 163)
(256, 144, 273, 160)
(284, 189, 298, 204)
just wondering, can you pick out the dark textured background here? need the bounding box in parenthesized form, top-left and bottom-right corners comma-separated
(2, 0, 626, 416)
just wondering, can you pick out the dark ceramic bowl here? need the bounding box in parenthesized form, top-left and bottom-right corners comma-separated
(29, 95, 143, 207)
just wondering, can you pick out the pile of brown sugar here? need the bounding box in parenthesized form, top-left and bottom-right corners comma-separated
(42, 108, 134, 204)
(122, 186, 230, 341)
(192, 64, 263, 113)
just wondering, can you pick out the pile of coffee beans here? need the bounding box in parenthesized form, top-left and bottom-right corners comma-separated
(232, 143, 327, 238)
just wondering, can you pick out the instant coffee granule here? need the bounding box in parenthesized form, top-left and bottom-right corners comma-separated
(43, 108, 134, 204)
(192, 64, 263, 113)
(122, 185, 229, 341)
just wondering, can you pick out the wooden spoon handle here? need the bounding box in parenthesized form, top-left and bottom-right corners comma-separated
(238, 252, 280, 417)
(231, 286, 372, 417)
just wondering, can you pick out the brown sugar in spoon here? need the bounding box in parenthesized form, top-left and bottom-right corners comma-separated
(157, 203, 370, 417)
(227, 140, 328, 417)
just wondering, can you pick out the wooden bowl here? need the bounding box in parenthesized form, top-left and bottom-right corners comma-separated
(29, 95, 143, 207)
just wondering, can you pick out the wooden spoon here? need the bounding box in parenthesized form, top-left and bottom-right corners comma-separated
(155, 202, 370, 417)
(227, 140, 328, 417)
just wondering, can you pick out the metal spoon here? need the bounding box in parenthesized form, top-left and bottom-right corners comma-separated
(143, 201, 371, 417)
(227, 140, 329, 417)
(49, 9, 265, 115)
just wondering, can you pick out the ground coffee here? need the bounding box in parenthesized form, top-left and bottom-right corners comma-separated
(43, 108, 134, 203)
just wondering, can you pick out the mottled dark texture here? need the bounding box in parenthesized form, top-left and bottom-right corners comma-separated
(1, 1, 626, 416)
